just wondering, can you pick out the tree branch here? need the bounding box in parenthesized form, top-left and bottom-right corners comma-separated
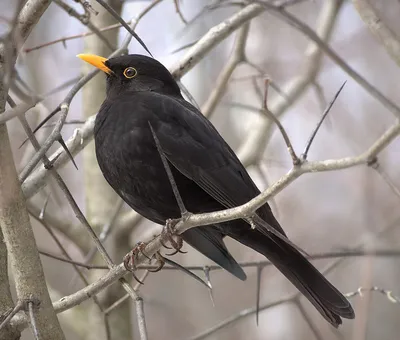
(238, 0, 343, 166)
(353, 0, 400, 67)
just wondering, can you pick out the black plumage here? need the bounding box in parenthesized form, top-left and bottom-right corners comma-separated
(79, 53, 355, 327)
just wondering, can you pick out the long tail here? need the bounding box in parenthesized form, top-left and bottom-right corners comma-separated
(228, 226, 355, 327)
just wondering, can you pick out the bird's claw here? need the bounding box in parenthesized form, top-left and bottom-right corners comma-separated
(147, 252, 165, 272)
(162, 218, 187, 255)
(123, 242, 151, 284)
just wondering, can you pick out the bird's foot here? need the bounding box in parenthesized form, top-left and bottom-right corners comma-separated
(147, 252, 165, 272)
(161, 218, 187, 256)
(123, 242, 151, 284)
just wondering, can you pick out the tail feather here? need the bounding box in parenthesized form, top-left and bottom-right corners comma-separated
(228, 226, 355, 327)
(182, 227, 247, 280)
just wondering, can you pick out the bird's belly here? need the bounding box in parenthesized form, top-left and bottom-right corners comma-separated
(98, 146, 219, 224)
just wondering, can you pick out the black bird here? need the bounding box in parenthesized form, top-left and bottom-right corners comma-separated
(78, 53, 355, 327)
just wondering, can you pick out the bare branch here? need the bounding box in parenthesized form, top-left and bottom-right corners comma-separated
(27, 301, 40, 340)
(104, 271, 149, 315)
(53, 0, 115, 51)
(294, 300, 324, 340)
(0, 101, 37, 123)
(187, 298, 292, 340)
(133, 289, 148, 340)
(345, 286, 400, 304)
(238, 0, 343, 166)
(171, 3, 265, 79)
(262, 79, 300, 165)
(94, 0, 152, 56)
(0, 1, 67, 337)
(38, 248, 400, 272)
(24, 0, 164, 53)
(149, 123, 188, 215)
(173, 0, 187, 24)
(368, 159, 400, 201)
(263, 1, 400, 118)
(202, 23, 249, 118)
(0, 301, 24, 334)
(353, 0, 400, 67)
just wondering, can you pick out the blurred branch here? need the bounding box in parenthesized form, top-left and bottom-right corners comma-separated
(173, 0, 187, 24)
(187, 298, 292, 340)
(22, 115, 96, 199)
(368, 159, 400, 201)
(54, 0, 115, 51)
(345, 286, 400, 304)
(202, 22, 250, 118)
(265, 1, 400, 117)
(104, 271, 149, 315)
(24, 0, 164, 53)
(238, 0, 342, 166)
(27, 300, 40, 340)
(81, 2, 131, 338)
(187, 206, 400, 339)
(0, 301, 24, 337)
(353, 0, 400, 67)
(171, 3, 265, 79)
(18, 89, 139, 340)
(294, 300, 324, 340)
(0, 101, 37, 124)
(133, 289, 148, 340)
(29, 211, 111, 336)
(262, 79, 300, 165)
(27, 200, 90, 252)
(0, 0, 66, 339)
(37, 248, 400, 271)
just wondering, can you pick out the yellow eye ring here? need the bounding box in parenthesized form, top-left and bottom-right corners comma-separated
(123, 67, 137, 79)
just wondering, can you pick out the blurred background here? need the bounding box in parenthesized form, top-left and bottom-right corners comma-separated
(2, 0, 400, 339)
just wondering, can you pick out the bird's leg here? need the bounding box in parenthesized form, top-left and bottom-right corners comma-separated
(162, 218, 187, 256)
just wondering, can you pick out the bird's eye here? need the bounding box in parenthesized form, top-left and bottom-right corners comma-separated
(123, 67, 137, 79)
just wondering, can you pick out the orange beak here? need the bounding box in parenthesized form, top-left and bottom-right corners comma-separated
(77, 54, 112, 74)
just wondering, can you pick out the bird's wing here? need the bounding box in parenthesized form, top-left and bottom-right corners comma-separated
(147, 93, 285, 235)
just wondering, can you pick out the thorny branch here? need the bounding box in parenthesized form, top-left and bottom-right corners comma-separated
(10, 114, 400, 331)
(1, 0, 400, 338)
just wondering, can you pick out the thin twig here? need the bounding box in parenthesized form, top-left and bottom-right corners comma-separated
(187, 298, 292, 340)
(24, 0, 163, 53)
(38, 247, 400, 272)
(262, 79, 300, 165)
(255, 264, 263, 325)
(173, 0, 187, 24)
(202, 266, 214, 306)
(28, 301, 40, 340)
(104, 271, 149, 315)
(301, 81, 346, 160)
(53, 0, 115, 51)
(259, 1, 400, 118)
(202, 23, 249, 118)
(294, 300, 324, 340)
(94, 0, 152, 56)
(345, 286, 400, 304)
(134, 290, 148, 340)
(368, 159, 400, 200)
(149, 122, 188, 216)
(0, 301, 24, 332)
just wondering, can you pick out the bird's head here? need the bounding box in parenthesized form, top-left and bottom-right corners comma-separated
(77, 54, 182, 98)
